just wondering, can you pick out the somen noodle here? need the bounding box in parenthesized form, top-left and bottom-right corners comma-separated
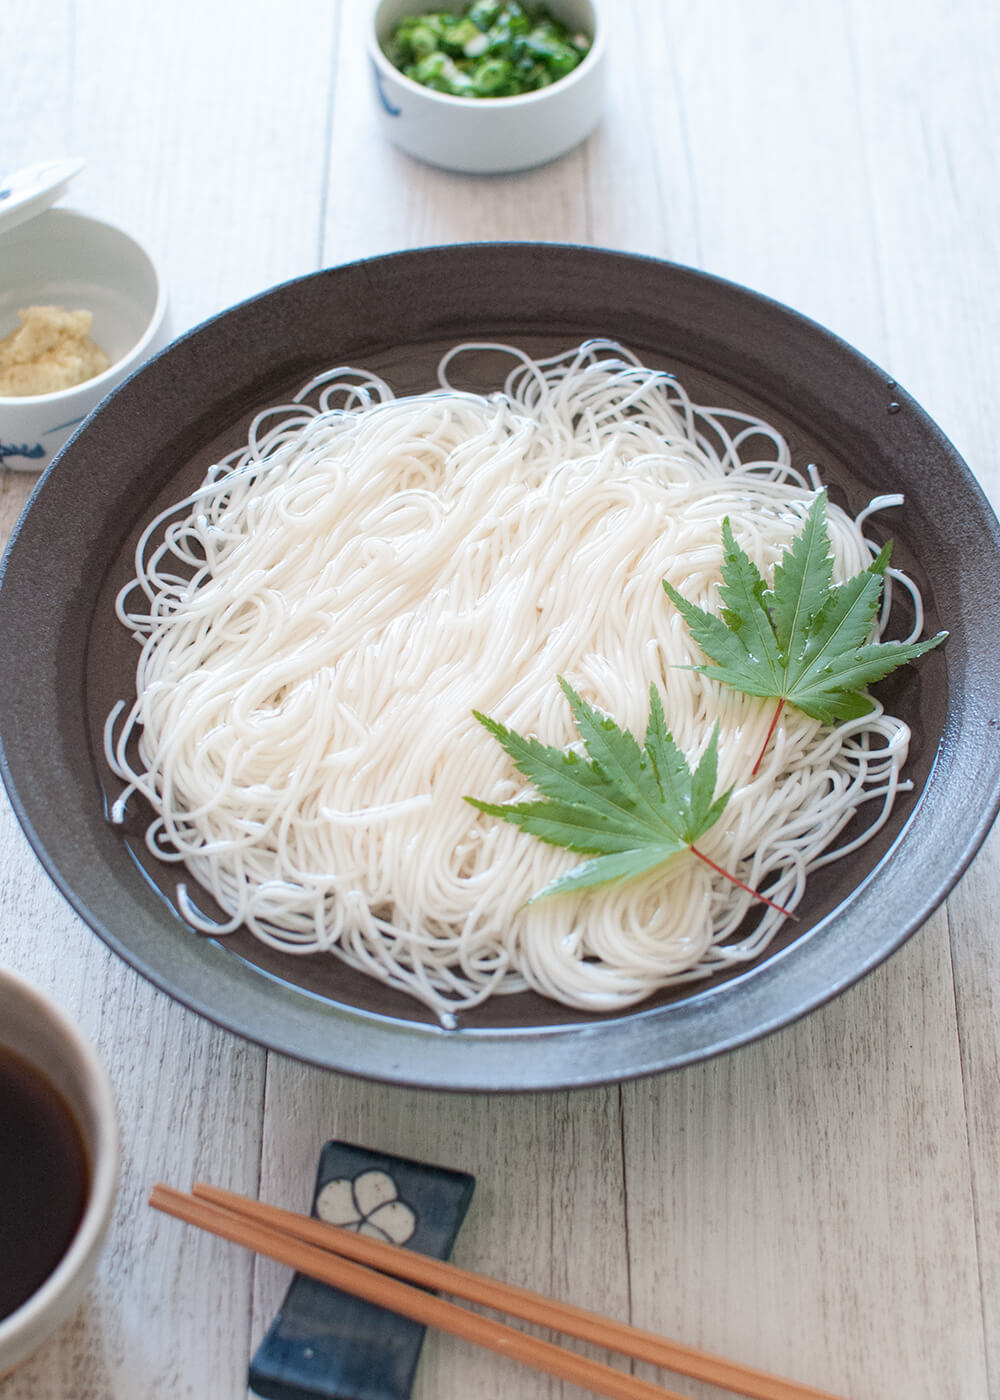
(105, 341, 927, 1024)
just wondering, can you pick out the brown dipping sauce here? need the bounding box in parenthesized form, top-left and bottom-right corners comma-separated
(0, 1046, 90, 1322)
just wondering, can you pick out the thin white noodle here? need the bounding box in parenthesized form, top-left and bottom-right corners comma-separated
(105, 340, 928, 1023)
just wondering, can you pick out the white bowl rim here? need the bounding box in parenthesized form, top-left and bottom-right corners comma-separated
(0, 965, 119, 1355)
(368, 0, 605, 109)
(0, 207, 168, 408)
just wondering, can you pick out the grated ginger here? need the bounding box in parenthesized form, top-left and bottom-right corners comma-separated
(0, 305, 111, 397)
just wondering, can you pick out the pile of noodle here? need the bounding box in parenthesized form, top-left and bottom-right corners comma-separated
(105, 341, 924, 1024)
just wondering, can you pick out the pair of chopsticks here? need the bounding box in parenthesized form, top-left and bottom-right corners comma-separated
(149, 1182, 846, 1400)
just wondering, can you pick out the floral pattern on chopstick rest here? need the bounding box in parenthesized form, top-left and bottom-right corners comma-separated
(316, 1170, 417, 1245)
(249, 1141, 475, 1400)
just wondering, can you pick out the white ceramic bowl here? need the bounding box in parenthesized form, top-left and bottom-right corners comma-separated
(369, 0, 605, 173)
(0, 967, 119, 1377)
(0, 207, 170, 473)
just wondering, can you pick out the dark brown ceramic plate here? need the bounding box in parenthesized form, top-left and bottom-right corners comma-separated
(1, 244, 998, 1089)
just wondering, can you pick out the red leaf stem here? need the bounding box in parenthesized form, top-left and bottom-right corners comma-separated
(689, 845, 796, 919)
(752, 696, 786, 776)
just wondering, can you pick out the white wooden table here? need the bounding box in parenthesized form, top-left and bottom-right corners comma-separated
(3, 3, 999, 1397)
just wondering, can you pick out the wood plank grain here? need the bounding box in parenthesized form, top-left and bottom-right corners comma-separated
(62, 0, 339, 337)
(845, 6, 1000, 1395)
(596, 1, 888, 351)
(844, 0, 1000, 493)
(253, 1063, 628, 1400)
(949, 826, 1000, 1397)
(621, 918, 986, 1400)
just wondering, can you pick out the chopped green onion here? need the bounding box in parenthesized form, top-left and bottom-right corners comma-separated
(386, 2, 591, 98)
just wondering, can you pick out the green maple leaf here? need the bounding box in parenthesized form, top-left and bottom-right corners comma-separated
(466, 678, 735, 903)
(662, 492, 946, 761)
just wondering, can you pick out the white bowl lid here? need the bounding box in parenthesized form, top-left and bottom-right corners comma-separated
(0, 158, 86, 238)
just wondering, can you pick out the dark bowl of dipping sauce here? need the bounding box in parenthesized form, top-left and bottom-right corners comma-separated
(0, 966, 117, 1377)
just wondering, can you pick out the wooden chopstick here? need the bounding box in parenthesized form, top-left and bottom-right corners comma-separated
(151, 1182, 846, 1400)
(187, 1182, 843, 1400)
(151, 1183, 689, 1400)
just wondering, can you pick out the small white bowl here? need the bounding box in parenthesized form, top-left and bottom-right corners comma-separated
(369, 0, 605, 174)
(0, 207, 170, 473)
(0, 966, 118, 1377)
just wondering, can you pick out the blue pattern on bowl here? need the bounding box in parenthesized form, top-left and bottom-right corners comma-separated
(370, 57, 402, 116)
(0, 441, 45, 465)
